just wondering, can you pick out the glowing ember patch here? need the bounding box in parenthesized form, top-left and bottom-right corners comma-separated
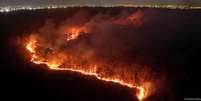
(25, 37, 147, 101)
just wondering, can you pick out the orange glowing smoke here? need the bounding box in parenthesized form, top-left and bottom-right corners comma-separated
(25, 36, 147, 101)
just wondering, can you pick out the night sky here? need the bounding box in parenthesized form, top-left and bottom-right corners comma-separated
(0, 0, 201, 7)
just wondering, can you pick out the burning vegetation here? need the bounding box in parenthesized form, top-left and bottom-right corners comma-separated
(23, 9, 163, 101)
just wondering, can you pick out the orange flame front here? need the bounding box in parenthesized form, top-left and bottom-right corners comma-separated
(25, 36, 146, 101)
(65, 27, 86, 41)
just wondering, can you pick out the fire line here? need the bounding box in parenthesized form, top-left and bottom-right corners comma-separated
(25, 36, 146, 100)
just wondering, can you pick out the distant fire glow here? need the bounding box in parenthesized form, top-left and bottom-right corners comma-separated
(66, 27, 85, 41)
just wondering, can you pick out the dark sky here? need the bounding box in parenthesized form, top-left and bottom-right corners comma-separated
(0, 0, 201, 7)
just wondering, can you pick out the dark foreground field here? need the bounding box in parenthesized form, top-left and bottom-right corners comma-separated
(0, 7, 201, 101)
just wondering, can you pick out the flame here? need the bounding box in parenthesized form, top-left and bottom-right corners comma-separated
(26, 40, 36, 53)
(66, 27, 83, 41)
(137, 86, 145, 100)
(25, 37, 147, 101)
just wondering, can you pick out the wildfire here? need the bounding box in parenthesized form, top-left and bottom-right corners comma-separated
(25, 38, 146, 100)
(26, 40, 36, 53)
(66, 27, 84, 41)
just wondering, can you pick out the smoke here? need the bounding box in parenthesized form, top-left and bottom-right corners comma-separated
(26, 9, 165, 98)
(35, 9, 145, 60)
